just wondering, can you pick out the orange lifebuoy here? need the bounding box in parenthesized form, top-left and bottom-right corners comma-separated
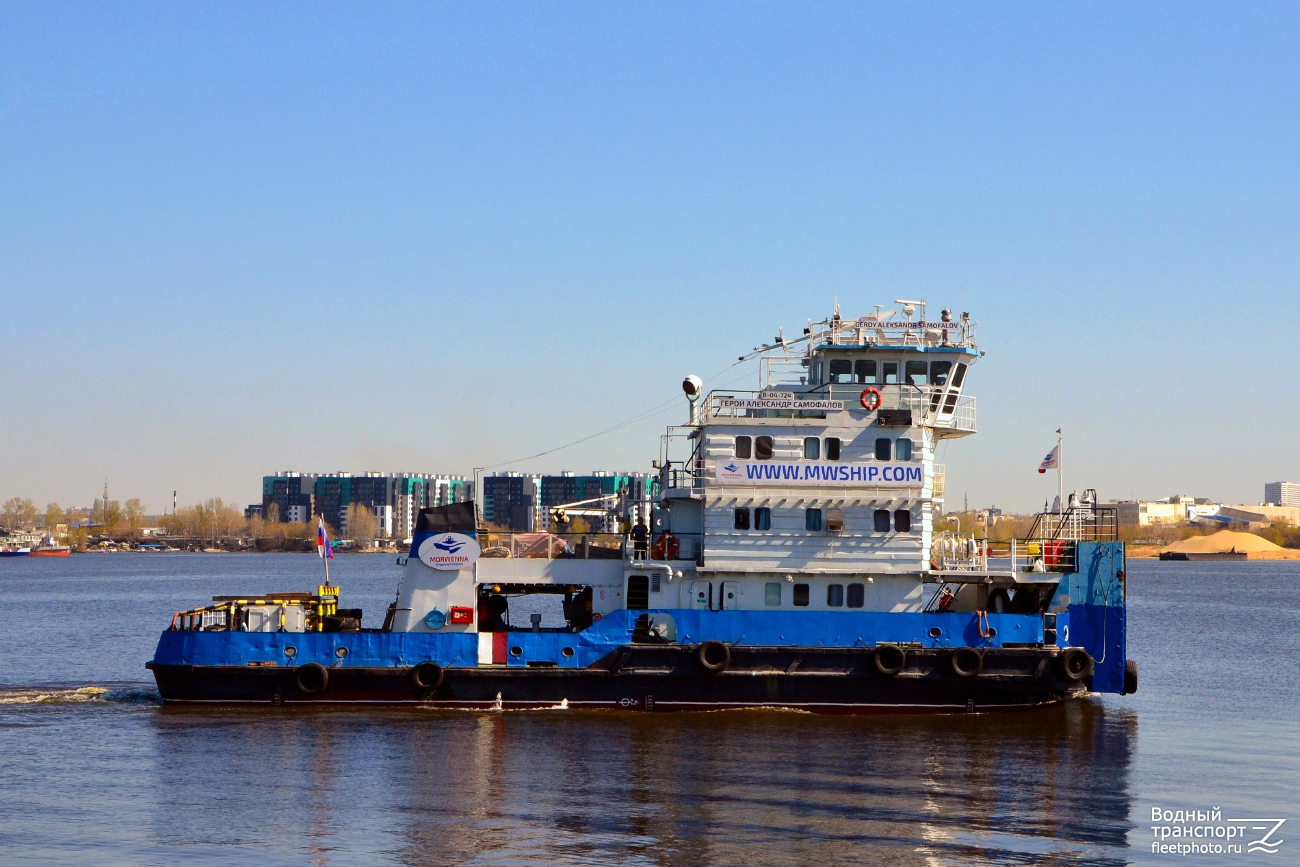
(651, 532, 680, 560)
(860, 387, 882, 411)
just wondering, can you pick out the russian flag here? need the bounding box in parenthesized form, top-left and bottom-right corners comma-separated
(317, 519, 334, 559)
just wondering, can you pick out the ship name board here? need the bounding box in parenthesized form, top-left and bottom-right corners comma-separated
(716, 461, 925, 485)
(717, 395, 845, 410)
(858, 317, 958, 330)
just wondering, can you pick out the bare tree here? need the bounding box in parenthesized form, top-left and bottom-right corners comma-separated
(345, 503, 378, 544)
(1, 497, 22, 528)
(124, 498, 146, 535)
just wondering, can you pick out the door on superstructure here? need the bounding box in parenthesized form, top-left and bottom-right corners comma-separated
(690, 581, 713, 610)
(929, 360, 968, 419)
(720, 581, 742, 610)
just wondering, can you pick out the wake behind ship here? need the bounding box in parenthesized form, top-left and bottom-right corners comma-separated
(148, 302, 1136, 712)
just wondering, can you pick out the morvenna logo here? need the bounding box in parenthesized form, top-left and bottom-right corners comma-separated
(418, 532, 481, 571)
(433, 536, 465, 554)
(718, 461, 746, 481)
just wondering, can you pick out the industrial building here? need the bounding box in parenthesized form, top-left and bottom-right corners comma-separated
(1107, 496, 1215, 527)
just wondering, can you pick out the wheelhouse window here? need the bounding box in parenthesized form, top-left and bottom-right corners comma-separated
(854, 359, 877, 384)
(883, 362, 899, 384)
(828, 359, 853, 383)
(754, 436, 773, 460)
(764, 582, 782, 606)
(895, 438, 913, 460)
(805, 508, 823, 531)
(734, 436, 752, 459)
(793, 583, 810, 606)
(951, 363, 967, 388)
(894, 509, 912, 532)
(754, 507, 771, 530)
(905, 360, 928, 386)
(804, 437, 820, 460)
(930, 361, 952, 386)
(825, 437, 841, 460)
(847, 582, 865, 608)
(827, 584, 844, 607)
(734, 508, 750, 530)
(874, 509, 891, 532)
(874, 438, 891, 460)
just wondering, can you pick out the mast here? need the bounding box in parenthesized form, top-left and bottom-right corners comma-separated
(1058, 428, 1064, 513)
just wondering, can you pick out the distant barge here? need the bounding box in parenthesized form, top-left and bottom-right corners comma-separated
(1158, 550, 1248, 561)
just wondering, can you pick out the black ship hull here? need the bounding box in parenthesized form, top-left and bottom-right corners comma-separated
(148, 645, 1093, 714)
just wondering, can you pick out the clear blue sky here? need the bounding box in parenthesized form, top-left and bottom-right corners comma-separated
(2, 2, 1297, 514)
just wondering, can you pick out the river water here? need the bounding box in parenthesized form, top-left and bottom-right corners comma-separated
(0, 554, 1295, 866)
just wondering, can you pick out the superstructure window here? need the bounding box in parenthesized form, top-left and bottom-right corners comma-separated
(930, 361, 952, 386)
(765, 582, 782, 606)
(951, 363, 967, 388)
(793, 583, 810, 606)
(805, 508, 823, 531)
(754, 507, 771, 530)
(905, 361, 928, 386)
(896, 438, 913, 460)
(894, 509, 912, 532)
(847, 583, 865, 608)
(883, 362, 899, 384)
(734, 508, 750, 530)
(827, 584, 844, 607)
(828, 359, 853, 383)
(854, 360, 877, 384)
(754, 436, 773, 460)
(735, 436, 752, 459)
(874, 509, 891, 532)
(825, 438, 841, 460)
(804, 437, 820, 460)
(875, 438, 891, 460)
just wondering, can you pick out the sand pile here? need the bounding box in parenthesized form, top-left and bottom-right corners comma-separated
(1158, 530, 1299, 559)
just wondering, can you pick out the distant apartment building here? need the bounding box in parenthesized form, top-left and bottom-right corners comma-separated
(481, 471, 657, 532)
(255, 471, 472, 538)
(262, 473, 316, 524)
(1265, 481, 1300, 507)
(481, 473, 539, 532)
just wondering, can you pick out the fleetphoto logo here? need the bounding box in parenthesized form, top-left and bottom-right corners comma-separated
(1151, 806, 1286, 857)
(418, 533, 480, 571)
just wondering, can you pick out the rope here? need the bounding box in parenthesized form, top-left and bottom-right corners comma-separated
(478, 358, 756, 471)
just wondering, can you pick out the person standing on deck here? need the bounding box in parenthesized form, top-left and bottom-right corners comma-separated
(630, 516, 649, 560)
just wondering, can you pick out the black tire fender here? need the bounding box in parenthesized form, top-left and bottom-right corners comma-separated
(1123, 659, 1138, 694)
(412, 661, 444, 691)
(950, 647, 983, 678)
(698, 640, 730, 673)
(1058, 648, 1094, 681)
(873, 644, 906, 677)
(295, 662, 329, 694)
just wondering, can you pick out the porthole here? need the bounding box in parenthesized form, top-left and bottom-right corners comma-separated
(561, 647, 575, 658)
(335, 647, 348, 658)
(283, 646, 297, 658)
(928, 627, 942, 638)
(509, 646, 523, 657)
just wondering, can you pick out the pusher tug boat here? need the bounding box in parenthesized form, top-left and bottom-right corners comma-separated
(148, 302, 1137, 712)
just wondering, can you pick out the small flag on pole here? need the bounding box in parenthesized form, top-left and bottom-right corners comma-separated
(317, 519, 334, 559)
(1038, 444, 1060, 474)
